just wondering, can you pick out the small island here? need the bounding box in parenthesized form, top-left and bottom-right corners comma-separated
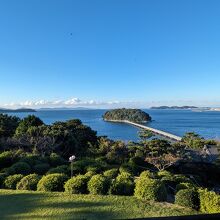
(0, 108, 36, 113)
(151, 106, 198, 110)
(103, 108, 151, 123)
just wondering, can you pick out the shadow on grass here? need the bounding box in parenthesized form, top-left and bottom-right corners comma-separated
(0, 192, 116, 219)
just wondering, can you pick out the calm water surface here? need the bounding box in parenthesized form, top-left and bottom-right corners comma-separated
(8, 109, 220, 141)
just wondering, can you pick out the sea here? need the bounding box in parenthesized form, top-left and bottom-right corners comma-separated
(7, 109, 220, 142)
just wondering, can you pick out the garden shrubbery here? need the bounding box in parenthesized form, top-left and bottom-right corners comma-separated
(65, 175, 89, 194)
(109, 172, 134, 195)
(49, 153, 66, 167)
(0, 151, 15, 169)
(4, 174, 24, 189)
(88, 174, 109, 195)
(37, 173, 68, 192)
(33, 163, 50, 175)
(176, 182, 196, 192)
(175, 189, 199, 210)
(16, 174, 41, 190)
(103, 168, 118, 179)
(47, 165, 69, 175)
(198, 188, 220, 213)
(6, 162, 31, 175)
(134, 175, 167, 202)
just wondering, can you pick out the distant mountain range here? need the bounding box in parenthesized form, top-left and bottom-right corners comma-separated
(0, 108, 36, 113)
(150, 106, 198, 110)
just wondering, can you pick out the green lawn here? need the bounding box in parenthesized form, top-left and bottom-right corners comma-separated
(0, 189, 198, 219)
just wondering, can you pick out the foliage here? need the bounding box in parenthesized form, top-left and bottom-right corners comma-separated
(15, 115, 44, 137)
(134, 175, 167, 202)
(33, 163, 50, 175)
(182, 132, 205, 150)
(3, 174, 24, 189)
(6, 162, 31, 175)
(109, 172, 134, 195)
(88, 174, 109, 195)
(138, 129, 154, 142)
(103, 168, 118, 179)
(175, 189, 199, 210)
(47, 165, 69, 175)
(37, 173, 68, 192)
(176, 182, 196, 192)
(0, 151, 15, 169)
(198, 188, 220, 213)
(16, 174, 41, 190)
(0, 173, 7, 188)
(0, 114, 20, 138)
(64, 175, 89, 194)
(144, 139, 184, 171)
(49, 153, 66, 167)
(139, 170, 155, 179)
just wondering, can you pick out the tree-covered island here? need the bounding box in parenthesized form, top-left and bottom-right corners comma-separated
(103, 108, 151, 123)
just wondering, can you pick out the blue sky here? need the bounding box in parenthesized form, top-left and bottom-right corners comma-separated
(0, 0, 220, 108)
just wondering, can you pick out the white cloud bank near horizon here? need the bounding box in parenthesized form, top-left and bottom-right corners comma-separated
(1, 97, 220, 109)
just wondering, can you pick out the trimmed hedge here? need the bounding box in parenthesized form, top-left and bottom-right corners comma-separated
(7, 162, 31, 175)
(199, 188, 220, 213)
(47, 165, 69, 175)
(37, 173, 68, 192)
(16, 174, 41, 190)
(0, 151, 14, 169)
(109, 172, 134, 196)
(64, 175, 89, 194)
(88, 174, 109, 195)
(176, 182, 196, 192)
(34, 163, 50, 175)
(134, 177, 167, 202)
(4, 174, 24, 189)
(103, 168, 118, 179)
(175, 189, 199, 210)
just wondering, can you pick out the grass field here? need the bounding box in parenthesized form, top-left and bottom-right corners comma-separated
(0, 189, 198, 219)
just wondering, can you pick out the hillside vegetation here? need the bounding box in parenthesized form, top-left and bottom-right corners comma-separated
(103, 108, 151, 123)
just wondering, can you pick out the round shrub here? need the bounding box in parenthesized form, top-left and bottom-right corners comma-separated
(103, 168, 118, 179)
(49, 153, 65, 167)
(16, 174, 41, 190)
(157, 170, 172, 177)
(109, 172, 134, 196)
(88, 174, 109, 195)
(175, 189, 199, 210)
(86, 165, 100, 173)
(0, 173, 7, 188)
(119, 163, 132, 174)
(7, 162, 31, 175)
(134, 177, 167, 202)
(20, 154, 39, 167)
(176, 182, 196, 192)
(174, 174, 192, 184)
(84, 171, 96, 177)
(34, 163, 50, 175)
(0, 151, 14, 169)
(4, 174, 24, 189)
(139, 170, 155, 179)
(64, 175, 89, 194)
(47, 165, 69, 175)
(37, 173, 68, 192)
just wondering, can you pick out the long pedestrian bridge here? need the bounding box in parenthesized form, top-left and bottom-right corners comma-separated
(105, 119, 182, 141)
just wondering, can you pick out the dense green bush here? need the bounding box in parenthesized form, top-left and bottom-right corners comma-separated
(37, 173, 68, 192)
(33, 163, 50, 175)
(0, 151, 15, 169)
(20, 154, 40, 167)
(88, 174, 109, 195)
(139, 170, 155, 179)
(7, 162, 31, 175)
(119, 163, 132, 174)
(134, 176, 167, 202)
(109, 172, 134, 196)
(64, 175, 89, 194)
(176, 182, 196, 192)
(4, 174, 24, 189)
(103, 168, 118, 179)
(0, 173, 7, 188)
(47, 165, 69, 175)
(199, 188, 220, 213)
(86, 165, 100, 173)
(175, 189, 199, 210)
(84, 171, 96, 177)
(157, 170, 172, 177)
(49, 153, 65, 167)
(16, 174, 41, 190)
